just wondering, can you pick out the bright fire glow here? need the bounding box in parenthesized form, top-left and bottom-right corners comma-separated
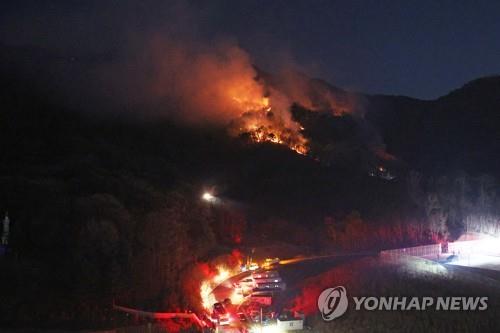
(200, 280, 215, 310)
(200, 265, 238, 311)
(213, 266, 230, 284)
(152, 42, 312, 155)
(229, 95, 308, 155)
(230, 289, 244, 305)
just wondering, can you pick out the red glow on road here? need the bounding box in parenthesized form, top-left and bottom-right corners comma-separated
(288, 261, 366, 315)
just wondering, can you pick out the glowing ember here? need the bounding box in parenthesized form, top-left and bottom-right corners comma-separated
(229, 95, 308, 155)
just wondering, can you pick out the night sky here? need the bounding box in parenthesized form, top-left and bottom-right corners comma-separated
(1, 0, 500, 99)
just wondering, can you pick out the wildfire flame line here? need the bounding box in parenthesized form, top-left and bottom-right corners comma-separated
(230, 96, 308, 155)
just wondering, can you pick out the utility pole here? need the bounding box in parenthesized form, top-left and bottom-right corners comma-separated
(260, 307, 263, 333)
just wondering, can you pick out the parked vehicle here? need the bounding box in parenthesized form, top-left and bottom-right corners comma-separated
(254, 281, 286, 291)
(237, 312, 248, 322)
(252, 270, 279, 279)
(212, 302, 231, 325)
(262, 258, 280, 268)
(253, 276, 282, 284)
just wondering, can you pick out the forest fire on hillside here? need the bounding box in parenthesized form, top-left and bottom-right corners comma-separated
(151, 42, 308, 155)
(229, 95, 308, 155)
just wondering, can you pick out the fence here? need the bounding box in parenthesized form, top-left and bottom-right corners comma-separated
(380, 243, 441, 259)
(89, 323, 205, 333)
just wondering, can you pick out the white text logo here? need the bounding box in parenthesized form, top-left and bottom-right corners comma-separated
(317, 286, 348, 321)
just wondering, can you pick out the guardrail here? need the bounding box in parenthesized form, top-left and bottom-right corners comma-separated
(112, 303, 206, 328)
(380, 243, 441, 259)
(88, 324, 170, 333)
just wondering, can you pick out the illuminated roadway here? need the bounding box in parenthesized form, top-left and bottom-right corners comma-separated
(211, 253, 377, 332)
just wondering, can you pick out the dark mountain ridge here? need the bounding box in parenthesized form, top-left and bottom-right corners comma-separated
(364, 75, 500, 175)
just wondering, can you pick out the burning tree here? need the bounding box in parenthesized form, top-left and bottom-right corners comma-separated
(229, 105, 308, 155)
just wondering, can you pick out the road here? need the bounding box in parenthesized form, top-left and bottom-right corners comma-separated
(446, 254, 500, 271)
(212, 253, 375, 304)
(210, 253, 375, 332)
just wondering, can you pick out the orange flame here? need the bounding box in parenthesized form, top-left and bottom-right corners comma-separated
(199, 265, 238, 311)
(213, 266, 231, 284)
(200, 280, 215, 310)
(151, 41, 308, 154)
(230, 94, 308, 155)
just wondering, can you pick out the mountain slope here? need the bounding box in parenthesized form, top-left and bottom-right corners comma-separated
(364, 75, 500, 175)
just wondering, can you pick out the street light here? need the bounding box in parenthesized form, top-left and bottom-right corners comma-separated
(202, 192, 215, 202)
